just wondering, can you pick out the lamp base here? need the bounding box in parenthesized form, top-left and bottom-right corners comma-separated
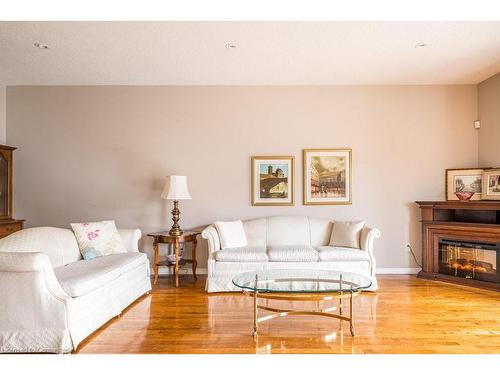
(169, 228, 183, 236)
(169, 200, 183, 236)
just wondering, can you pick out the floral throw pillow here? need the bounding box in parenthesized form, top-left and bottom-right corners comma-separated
(70, 220, 127, 260)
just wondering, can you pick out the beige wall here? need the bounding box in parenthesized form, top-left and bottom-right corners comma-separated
(6, 86, 478, 270)
(478, 72, 500, 166)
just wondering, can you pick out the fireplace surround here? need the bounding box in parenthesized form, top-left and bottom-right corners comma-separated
(416, 201, 500, 291)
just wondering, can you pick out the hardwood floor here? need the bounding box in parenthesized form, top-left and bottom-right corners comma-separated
(75, 275, 500, 354)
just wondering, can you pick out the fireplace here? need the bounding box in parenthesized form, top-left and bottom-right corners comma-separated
(416, 201, 500, 291)
(438, 239, 499, 285)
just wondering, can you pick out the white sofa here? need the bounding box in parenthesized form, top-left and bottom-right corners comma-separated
(0, 226, 152, 353)
(202, 216, 380, 293)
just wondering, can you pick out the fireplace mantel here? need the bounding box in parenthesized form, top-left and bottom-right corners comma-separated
(416, 201, 500, 291)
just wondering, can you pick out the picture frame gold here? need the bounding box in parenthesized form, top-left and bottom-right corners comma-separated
(251, 156, 295, 206)
(481, 169, 500, 201)
(303, 148, 352, 205)
(445, 168, 484, 201)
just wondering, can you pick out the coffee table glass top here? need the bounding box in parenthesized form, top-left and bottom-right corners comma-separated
(232, 269, 371, 293)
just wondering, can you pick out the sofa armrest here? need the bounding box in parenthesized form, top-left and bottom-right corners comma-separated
(0, 252, 70, 300)
(0, 252, 73, 352)
(117, 229, 142, 252)
(201, 225, 221, 260)
(360, 226, 381, 253)
(360, 226, 381, 278)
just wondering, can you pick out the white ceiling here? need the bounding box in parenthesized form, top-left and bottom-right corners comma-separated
(1, 21, 500, 85)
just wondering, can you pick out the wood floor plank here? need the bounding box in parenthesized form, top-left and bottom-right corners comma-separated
(75, 275, 500, 354)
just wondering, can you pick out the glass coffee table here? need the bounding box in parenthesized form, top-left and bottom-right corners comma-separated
(232, 269, 372, 337)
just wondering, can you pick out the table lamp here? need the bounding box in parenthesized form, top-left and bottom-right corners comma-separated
(161, 175, 192, 236)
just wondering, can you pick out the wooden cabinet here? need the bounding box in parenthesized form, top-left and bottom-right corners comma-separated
(0, 145, 24, 239)
(0, 219, 24, 238)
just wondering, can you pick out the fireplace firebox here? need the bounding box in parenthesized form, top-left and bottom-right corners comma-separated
(438, 239, 499, 284)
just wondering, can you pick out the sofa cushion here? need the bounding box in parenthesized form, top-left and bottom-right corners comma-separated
(54, 263, 120, 297)
(71, 220, 127, 260)
(329, 221, 365, 249)
(267, 245, 319, 262)
(309, 217, 334, 247)
(214, 220, 248, 249)
(83, 252, 147, 274)
(242, 218, 267, 247)
(315, 246, 370, 262)
(216, 246, 268, 262)
(54, 253, 146, 297)
(267, 216, 311, 246)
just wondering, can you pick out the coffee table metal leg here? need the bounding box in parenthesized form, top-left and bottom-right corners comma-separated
(253, 275, 258, 337)
(253, 292, 258, 337)
(349, 291, 355, 336)
(339, 274, 343, 316)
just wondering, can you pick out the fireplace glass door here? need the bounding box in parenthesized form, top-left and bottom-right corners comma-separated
(439, 239, 499, 284)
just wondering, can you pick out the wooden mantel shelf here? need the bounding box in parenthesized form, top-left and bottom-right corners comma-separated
(416, 200, 500, 211)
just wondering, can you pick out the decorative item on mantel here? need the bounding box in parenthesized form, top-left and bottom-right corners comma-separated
(455, 191, 475, 201)
(445, 168, 484, 201)
(482, 169, 500, 201)
(161, 175, 192, 236)
(0, 145, 25, 238)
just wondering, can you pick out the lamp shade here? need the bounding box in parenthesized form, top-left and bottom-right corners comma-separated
(161, 175, 192, 200)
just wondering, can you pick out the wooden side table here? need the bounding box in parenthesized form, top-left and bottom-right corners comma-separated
(147, 230, 201, 287)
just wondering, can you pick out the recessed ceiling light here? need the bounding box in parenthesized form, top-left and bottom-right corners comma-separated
(414, 42, 428, 48)
(225, 42, 237, 49)
(34, 42, 49, 49)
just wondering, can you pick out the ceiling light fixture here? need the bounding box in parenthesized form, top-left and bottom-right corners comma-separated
(34, 42, 49, 49)
(414, 42, 427, 48)
(225, 42, 237, 49)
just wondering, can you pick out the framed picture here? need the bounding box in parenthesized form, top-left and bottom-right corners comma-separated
(482, 169, 500, 200)
(251, 156, 294, 206)
(303, 149, 352, 205)
(445, 168, 483, 201)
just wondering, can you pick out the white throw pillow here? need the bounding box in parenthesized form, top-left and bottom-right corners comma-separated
(214, 220, 248, 249)
(329, 221, 365, 249)
(71, 220, 127, 260)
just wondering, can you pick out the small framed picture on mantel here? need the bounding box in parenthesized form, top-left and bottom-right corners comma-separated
(445, 168, 483, 201)
(482, 169, 500, 200)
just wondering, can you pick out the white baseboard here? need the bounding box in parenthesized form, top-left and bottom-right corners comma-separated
(376, 268, 421, 275)
(153, 268, 420, 275)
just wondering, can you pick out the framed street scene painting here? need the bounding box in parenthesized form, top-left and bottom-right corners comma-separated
(251, 156, 294, 206)
(303, 149, 352, 205)
(445, 168, 483, 201)
(482, 169, 500, 200)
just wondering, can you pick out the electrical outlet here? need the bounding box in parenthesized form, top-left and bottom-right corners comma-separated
(405, 243, 411, 252)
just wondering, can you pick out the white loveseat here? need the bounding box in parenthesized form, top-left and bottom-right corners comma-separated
(202, 216, 380, 293)
(0, 227, 152, 353)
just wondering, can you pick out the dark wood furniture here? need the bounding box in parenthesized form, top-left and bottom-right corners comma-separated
(416, 200, 500, 291)
(0, 145, 24, 238)
(147, 230, 201, 287)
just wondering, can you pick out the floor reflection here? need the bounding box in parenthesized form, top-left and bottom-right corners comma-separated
(76, 275, 500, 354)
(207, 292, 363, 353)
